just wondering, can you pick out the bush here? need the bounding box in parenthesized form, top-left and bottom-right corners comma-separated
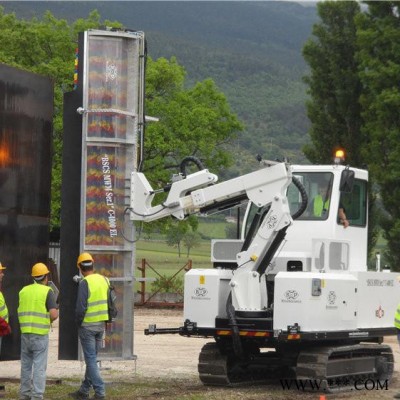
(151, 274, 184, 293)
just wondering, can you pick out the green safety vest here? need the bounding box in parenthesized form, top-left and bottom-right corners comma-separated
(314, 195, 330, 217)
(82, 274, 109, 326)
(0, 292, 8, 323)
(18, 282, 51, 335)
(394, 305, 400, 330)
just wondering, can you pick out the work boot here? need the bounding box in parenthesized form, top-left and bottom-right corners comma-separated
(92, 395, 106, 400)
(69, 390, 89, 400)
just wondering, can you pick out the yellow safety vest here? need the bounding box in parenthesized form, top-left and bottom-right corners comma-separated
(82, 274, 109, 326)
(0, 292, 8, 323)
(314, 195, 330, 217)
(18, 282, 51, 335)
(394, 304, 400, 330)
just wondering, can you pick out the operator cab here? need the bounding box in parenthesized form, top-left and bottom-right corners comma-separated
(211, 164, 368, 275)
(243, 170, 365, 232)
(287, 171, 366, 227)
(240, 165, 368, 276)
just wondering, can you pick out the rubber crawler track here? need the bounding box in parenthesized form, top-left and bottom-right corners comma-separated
(198, 342, 394, 392)
(296, 343, 394, 393)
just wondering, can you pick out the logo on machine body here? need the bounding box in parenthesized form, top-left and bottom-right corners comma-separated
(326, 291, 338, 310)
(194, 287, 208, 297)
(191, 287, 211, 301)
(375, 305, 385, 318)
(282, 290, 301, 303)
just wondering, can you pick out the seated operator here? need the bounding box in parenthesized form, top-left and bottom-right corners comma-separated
(310, 181, 349, 228)
(312, 184, 330, 218)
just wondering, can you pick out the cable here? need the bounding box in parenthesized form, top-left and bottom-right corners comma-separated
(121, 204, 168, 243)
(179, 156, 206, 176)
(291, 175, 308, 220)
(127, 204, 167, 218)
(226, 293, 244, 359)
(119, 207, 143, 244)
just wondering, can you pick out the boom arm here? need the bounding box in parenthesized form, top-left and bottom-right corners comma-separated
(130, 163, 292, 222)
(130, 162, 295, 313)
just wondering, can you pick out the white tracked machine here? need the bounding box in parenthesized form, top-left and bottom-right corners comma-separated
(130, 155, 398, 392)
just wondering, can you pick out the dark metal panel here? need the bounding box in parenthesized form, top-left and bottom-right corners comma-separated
(58, 89, 82, 360)
(58, 32, 84, 360)
(0, 63, 53, 361)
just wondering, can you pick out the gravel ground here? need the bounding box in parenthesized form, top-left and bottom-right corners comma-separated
(0, 307, 399, 399)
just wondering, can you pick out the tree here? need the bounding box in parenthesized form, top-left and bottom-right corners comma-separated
(0, 8, 243, 232)
(165, 221, 188, 257)
(182, 231, 201, 258)
(302, 1, 363, 166)
(301, 1, 380, 262)
(225, 223, 238, 240)
(356, 1, 400, 270)
(143, 57, 243, 186)
(138, 57, 243, 235)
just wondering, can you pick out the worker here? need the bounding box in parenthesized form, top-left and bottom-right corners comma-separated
(312, 182, 331, 217)
(311, 178, 349, 228)
(18, 262, 58, 400)
(395, 302, 400, 399)
(338, 206, 350, 228)
(69, 252, 108, 400)
(0, 262, 11, 353)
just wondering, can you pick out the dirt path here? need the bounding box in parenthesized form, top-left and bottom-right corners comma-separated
(1, 307, 400, 399)
(0, 308, 207, 381)
(133, 308, 209, 379)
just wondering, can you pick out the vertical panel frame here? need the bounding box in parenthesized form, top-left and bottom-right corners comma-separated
(80, 30, 145, 360)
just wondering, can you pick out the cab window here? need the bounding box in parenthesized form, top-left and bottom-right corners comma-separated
(338, 179, 367, 227)
(287, 172, 333, 221)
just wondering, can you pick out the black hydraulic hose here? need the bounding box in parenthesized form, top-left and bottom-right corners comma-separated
(240, 205, 270, 253)
(256, 226, 289, 276)
(179, 156, 205, 176)
(226, 293, 244, 359)
(138, 38, 148, 173)
(291, 175, 308, 220)
(240, 173, 307, 254)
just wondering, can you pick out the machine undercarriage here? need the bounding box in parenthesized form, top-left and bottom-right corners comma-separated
(198, 339, 394, 392)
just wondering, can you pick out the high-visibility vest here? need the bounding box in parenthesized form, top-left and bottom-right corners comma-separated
(394, 304, 400, 330)
(314, 195, 330, 217)
(0, 292, 8, 323)
(82, 274, 109, 326)
(18, 282, 51, 335)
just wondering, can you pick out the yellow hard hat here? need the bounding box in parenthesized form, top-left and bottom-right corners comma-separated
(77, 252, 94, 268)
(31, 263, 50, 277)
(0, 262, 5, 270)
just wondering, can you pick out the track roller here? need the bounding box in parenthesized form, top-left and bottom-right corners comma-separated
(296, 343, 394, 393)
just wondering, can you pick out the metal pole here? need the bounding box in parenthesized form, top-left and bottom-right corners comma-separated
(376, 252, 381, 272)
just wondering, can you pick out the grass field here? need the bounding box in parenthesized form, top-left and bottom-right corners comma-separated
(134, 222, 391, 293)
(133, 220, 230, 292)
(134, 239, 213, 292)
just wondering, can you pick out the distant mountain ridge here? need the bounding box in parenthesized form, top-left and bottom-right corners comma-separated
(0, 1, 318, 166)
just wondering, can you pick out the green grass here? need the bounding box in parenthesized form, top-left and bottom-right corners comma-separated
(133, 220, 235, 292)
(134, 239, 213, 292)
(136, 239, 211, 264)
(196, 219, 228, 239)
(3, 376, 393, 400)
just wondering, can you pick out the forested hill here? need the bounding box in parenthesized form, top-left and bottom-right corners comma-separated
(0, 1, 318, 168)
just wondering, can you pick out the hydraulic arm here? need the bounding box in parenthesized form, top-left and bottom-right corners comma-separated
(130, 162, 296, 313)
